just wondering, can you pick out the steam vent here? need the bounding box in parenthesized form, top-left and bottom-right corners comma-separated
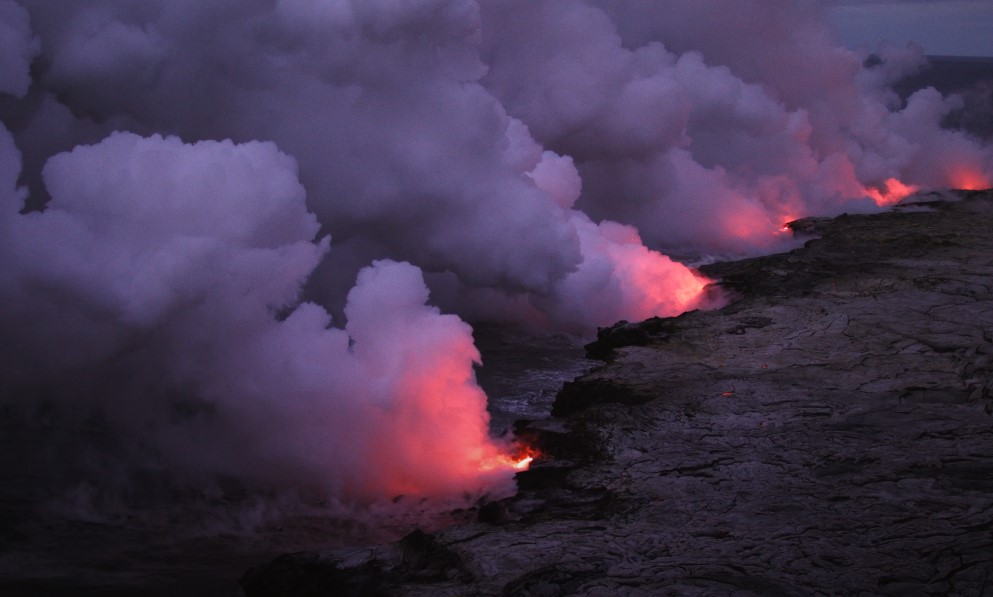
(242, 189, 993, 596)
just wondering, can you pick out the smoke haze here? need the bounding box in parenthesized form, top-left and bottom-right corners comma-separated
(1, 0, 991, 510)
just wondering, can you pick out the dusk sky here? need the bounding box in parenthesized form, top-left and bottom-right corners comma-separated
(827, 0, 993, 57)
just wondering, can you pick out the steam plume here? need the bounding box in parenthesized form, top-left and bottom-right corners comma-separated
(1, 0, 991, 507)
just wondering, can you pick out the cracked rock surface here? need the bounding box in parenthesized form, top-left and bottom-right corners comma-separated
(243, 191, 993, 596)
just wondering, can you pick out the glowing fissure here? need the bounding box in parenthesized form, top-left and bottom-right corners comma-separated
(0, 0, 991, 509)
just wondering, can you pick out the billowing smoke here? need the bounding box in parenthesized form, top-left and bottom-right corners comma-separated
(481, 0, 992, 253)
(1, 0, 992, 509)
(0, 127, 517, 504)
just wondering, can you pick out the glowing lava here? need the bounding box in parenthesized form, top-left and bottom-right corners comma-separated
(481, 443, 541, 473)
(948, 167, 991, 191)
(864, 178, 919, 207)
(775, 214, 800, 235)
(551, 217, 717, 331)
(513, 455, 534, 470)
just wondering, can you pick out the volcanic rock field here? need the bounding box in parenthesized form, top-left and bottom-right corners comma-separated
(243, 190, 993, 596)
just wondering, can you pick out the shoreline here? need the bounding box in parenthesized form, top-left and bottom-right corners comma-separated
(244, 189, 993, 596)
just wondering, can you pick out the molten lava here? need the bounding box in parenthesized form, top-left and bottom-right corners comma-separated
(513, 455, 534, 470)
(481, 442, 541, 473)
(864, 178, 919, 207)
(559, 218, 716, 330)
(775, 214, 800, 235)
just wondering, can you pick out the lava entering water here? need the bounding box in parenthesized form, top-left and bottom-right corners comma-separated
(481, 442, 541, 473)
(4, 0, 993, 524)
(776, 214, 801, 235)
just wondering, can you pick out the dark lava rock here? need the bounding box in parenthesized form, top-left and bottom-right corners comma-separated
(241, 529, 471, 597)
(551, 378, 651, 417)
(583, 315, 696, 361)
(243, 190, 993, 596)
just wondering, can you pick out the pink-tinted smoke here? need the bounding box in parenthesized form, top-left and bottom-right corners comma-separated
(1, 0, 992, 511)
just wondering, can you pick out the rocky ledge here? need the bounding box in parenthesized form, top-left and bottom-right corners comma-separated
(242, 190, 993, 596)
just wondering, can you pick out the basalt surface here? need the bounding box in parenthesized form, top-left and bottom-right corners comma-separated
(242, 190, 993, 596)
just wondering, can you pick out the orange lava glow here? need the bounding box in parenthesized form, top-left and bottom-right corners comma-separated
(345, 275, 526, 500)
(480, 443, 541, 473)
(948, 167, 991, 191)
(513, 456, 534, 470)
(562, 218, 716, 330)
(864, 178, 919, 207)
(601, 222, 713, 320)
(714, 194, 806, 247)
(613, 246, 712, 319)
(721, 209, 779, 243)
(775, 214, 799, 235)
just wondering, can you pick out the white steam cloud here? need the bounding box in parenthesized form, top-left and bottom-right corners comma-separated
(1, 0, 991, 507)
(0, 127, 516, 502)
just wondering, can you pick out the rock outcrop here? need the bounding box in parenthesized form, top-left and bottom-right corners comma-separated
(243, 190, 993, 596)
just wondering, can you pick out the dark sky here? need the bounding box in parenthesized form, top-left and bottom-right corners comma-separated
(827, 0, 993, 57)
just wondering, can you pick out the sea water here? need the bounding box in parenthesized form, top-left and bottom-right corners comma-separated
(0, 326, 592, 596)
